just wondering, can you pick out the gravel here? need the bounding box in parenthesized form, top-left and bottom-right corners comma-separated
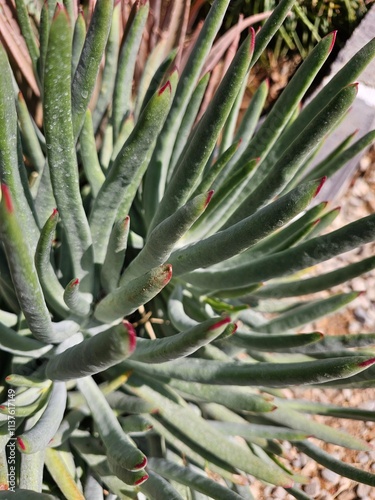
(248, 148, 375, 499)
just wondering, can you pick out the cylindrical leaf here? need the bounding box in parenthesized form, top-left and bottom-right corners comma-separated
(77, 376, 147, 472)
(16, 382, 67, 454)
(72, 0, 114, 138)
(130, 317, 232, 363)
(46, 322, 136, 381)
(0, 185, 54, 342)
(125, 356, 375, 388)
(95, 264, 172, 323)
(89, 74, 176, 264)
(43, 5, 94, 290)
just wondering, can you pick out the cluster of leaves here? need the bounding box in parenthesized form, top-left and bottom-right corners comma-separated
(201, 0, 369, 58)
(0, 0, 374, 498)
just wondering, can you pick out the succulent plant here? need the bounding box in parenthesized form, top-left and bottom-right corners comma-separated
(0, 0, 375, 498)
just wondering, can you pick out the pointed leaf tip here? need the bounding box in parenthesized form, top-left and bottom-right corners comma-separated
(208, 316, 231, 331)
(54, 2, 65, 15)
(1, 184, 13, 213)
(358, 357, 375, 368)
(158, 80, 172, 96)
(314, 176, 327, 197)
(249, 26, 256, 52)
(327, 31, 337, 52)
(205, 190, 214, 207)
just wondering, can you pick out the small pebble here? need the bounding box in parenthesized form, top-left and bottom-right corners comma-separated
(271, 486, 287, 498)
(303, 477, 321, 497)
(354, 306, 368, 323)
(319, 492, 333, 500)
(357, 451, 370, 465)
(321, 468, 340, 484)
(357, 483, 372, 498)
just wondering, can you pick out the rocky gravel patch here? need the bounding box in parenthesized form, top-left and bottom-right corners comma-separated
(250, 149, 375, 499)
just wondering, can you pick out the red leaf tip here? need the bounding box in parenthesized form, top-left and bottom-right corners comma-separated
(358, 358, 375, 368)
(54, 3, 64, 14)
(205, 190, 214, 208)
(123, 321, 137, 352)
(53, 3, 69, 22)
(163, 264, 173, 283)
(249, 26, 256, 53)
(1, 184, 13, 213)
(158, 80, 172, 96)
(328, 31, 337, 52)
(134, 474, 149, 486)
(134, 456, 147, 470)
(209, 316, 231, 331)
(17, 437, 26, 451)
(313, 176, 327, 198)
(52, 208, 58, 216)
(72, 279, 80, 286)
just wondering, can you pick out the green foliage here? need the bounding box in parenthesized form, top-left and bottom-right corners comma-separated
(0, 0, 374, 498)
(217, 0, 369, 58)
